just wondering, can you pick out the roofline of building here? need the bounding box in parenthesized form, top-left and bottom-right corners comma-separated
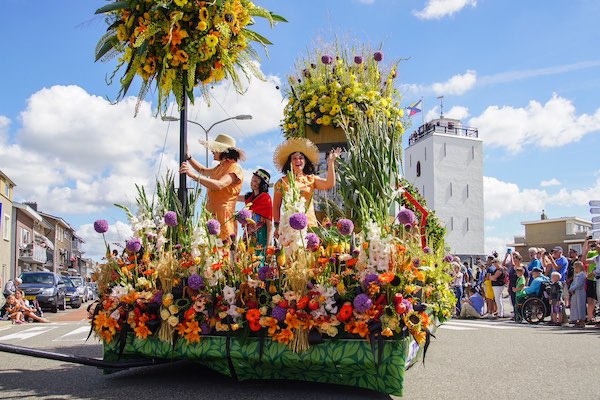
(521, 216, 591, 225)
(0, 169, 17, 186)
(13, 202, 43, 222)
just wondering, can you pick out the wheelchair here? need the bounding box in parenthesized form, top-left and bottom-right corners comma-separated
(515, 284, 551, 324)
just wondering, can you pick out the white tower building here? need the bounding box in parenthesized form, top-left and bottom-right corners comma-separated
(404, 117, 484, 257)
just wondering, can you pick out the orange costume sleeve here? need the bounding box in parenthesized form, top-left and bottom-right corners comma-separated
(206, 161, 243, 240)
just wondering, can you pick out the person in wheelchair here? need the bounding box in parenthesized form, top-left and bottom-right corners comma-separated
(515, 266, 550, 323)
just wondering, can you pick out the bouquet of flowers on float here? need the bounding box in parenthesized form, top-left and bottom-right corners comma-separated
(90, 172, 455, 352)
(94, 0, 285, 114)
(282, 41, 406, 139)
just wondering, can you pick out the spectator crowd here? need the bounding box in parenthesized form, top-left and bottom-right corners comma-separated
(450, 237, 600, 328)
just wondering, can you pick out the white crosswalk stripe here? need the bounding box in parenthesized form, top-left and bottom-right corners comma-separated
(438, 319, 523, 331)
(0, 326, 58, 341)
(52, 326, 93, 342)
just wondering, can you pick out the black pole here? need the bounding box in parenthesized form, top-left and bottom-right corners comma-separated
(178, 91, 188, 214)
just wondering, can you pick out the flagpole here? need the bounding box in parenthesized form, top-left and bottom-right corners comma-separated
(421, 96, 425, 128)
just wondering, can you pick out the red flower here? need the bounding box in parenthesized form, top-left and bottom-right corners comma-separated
(337, 302, 353, 322)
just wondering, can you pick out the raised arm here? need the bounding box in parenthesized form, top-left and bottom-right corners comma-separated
(314, 147, 342, 190)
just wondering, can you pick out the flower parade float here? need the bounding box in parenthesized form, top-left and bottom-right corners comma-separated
(89, 35, 455, 396)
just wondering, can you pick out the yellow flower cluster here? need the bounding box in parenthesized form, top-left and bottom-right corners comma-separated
(95, 0, 283, 114)
(282, 46, 405, 138)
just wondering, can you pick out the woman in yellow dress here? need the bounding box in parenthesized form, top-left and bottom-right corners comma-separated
(272, 138, 342, 238)
(180, 134, 245, 241)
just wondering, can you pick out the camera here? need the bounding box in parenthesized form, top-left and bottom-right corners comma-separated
(588, 235, 594, 240)
(507, 248, 512, 254)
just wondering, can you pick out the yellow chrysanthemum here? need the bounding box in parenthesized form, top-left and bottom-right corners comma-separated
(206, 34, 219, 48)
(174, 0, 188, 6)
(197, 21, 208, 31)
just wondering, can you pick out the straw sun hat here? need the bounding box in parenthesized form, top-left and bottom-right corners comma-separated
(273, 137, 320, 172)
(199, 134, 247, 161)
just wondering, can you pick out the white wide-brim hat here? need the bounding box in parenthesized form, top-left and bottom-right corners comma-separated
(199, 134, 246, 161)
(273, 138, 320, 172)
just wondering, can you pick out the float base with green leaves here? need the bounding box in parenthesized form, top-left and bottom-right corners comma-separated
(103, 332, 421, 396)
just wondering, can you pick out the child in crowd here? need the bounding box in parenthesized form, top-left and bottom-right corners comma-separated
(483, 262, 496, 316)
(1, 294, 26, 324)
(512, 267, 526, 320)
(568, 262, 587, 328)
(548, 271, 563, 326)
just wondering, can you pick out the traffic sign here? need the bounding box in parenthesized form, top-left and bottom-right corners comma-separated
(593, 216, 600, 223)
(593, 223, 600, 230)
(590, 200, 600, 207)
(594, 231, 600, 239)
(591, 208, 600, 214)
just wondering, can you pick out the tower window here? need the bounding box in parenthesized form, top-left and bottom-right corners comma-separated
(444, 142, 447, 157)
(416, 161, 421, 177)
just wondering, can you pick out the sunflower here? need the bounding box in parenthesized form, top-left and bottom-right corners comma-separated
(403, 311, 423, 331)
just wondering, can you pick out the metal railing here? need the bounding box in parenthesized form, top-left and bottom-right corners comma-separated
(408, 122, 478, 146)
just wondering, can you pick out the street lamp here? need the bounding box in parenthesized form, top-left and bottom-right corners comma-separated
(162, 114, 252, 166)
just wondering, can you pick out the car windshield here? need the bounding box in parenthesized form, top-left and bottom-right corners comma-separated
(70, 277, 84, 286)
(62, 277, 75, 288)
(20, 273, 54, 286)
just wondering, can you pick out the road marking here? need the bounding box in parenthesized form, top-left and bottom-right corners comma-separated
(438, 325, 476, 331)
(445, 320, 518, 330)
(52, 326, 92, 342)
(0, 326, 57, 341)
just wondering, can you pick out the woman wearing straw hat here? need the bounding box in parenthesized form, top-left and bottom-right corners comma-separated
(238, 168, 273, 251)
(180, 133, 245, 240)
(272, 138, 342, 238)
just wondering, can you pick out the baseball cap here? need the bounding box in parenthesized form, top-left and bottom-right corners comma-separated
(552, 246, 563, 252)
(531, 266, 543, 273)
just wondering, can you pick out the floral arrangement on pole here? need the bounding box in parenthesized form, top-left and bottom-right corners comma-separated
(91, 174, 454, 352)
(94, 0, 286, 114)
(282, 42, 405, 139)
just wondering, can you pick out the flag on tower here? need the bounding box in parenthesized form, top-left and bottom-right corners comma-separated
(406, 99, 422, 117)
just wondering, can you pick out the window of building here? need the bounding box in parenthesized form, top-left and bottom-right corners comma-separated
(472, 146, 475, 160)
(3, 181, 9, 197)
(449, 182, 453, 197)
(22, 228, 31, 244)
(444, 142, 447, 157)
(3, 214, 10, 240)
(466, 217, 469, 231)
(450, 216, 454, 231)
(409, 154, 412, 168)
(466, 184, 469, 198)
(416, 161, 421, 177)
(424, 147, 427, 161)
(569, 244, 582, 254)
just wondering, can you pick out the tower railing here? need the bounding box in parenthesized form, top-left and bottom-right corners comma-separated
(408, 122, 478, 146)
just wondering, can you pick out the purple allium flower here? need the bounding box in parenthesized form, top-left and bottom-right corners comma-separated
(94, 219, 109, 234)
(152, 290, 164, 304)
(200, 323, 211, 335)
(373, 51, 384, 62)
(443, 254, 454, 263)
(321, 54, 334, 65)
(126, 237, 142, 253)
(336, 219, 354, 236)
(236, 209, 252, 225)
(206, 219, 221, 235)
(303, 68, 311, 78)
(402, 299, 413, 312)
(188, 273, 205, 291)
(174, 244, 182, 250)
(306, 281, 314, 290)
(364, 273, 379, 288)
(289, 213, 308, 230)
(353, 293, 373, 313)
(354, 55, 363, 65)
(397, 209, 416, 226)
(258, 265, 274, 281)
(164, 211, 178, 227)
(413, 258, 421, 268)
(271, 305, 287, 322)
(306, 233, 320, 249)
(423, 246, 432, 254)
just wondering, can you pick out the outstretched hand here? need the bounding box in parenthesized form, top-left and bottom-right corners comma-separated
(179, 161, 191, 176)
(327, 147, 343, 163)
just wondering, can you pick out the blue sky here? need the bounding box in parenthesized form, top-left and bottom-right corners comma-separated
(1, 0, 600, 261)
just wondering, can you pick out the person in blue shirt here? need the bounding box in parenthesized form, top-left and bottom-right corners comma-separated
(526, 247, 542, 284)
(522, 266, 550, 297)
(459, 287, 485, 318)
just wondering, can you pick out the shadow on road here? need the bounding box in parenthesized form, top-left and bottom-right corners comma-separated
(0, 344, 394, 400)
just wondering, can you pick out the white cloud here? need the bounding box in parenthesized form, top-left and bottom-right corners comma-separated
(484, 234, 512, 257)
(469, 94, 600, 152)
(484, 176, 547, 220)
(431, 70, 477, 96)
(549, 176, 600, 207)
(2, 75, 284, 216)
(540, 178, 561, 187)
(425, 105, 470, 123)
(414, 0, 477, 20)
(402, 70, 477, 98)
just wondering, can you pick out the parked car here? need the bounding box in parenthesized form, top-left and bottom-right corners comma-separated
(69, 276, 90, 302)
(19, 271, 66, 313)
(87, 282, 98, 301)
(62, 277, 82, 309)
